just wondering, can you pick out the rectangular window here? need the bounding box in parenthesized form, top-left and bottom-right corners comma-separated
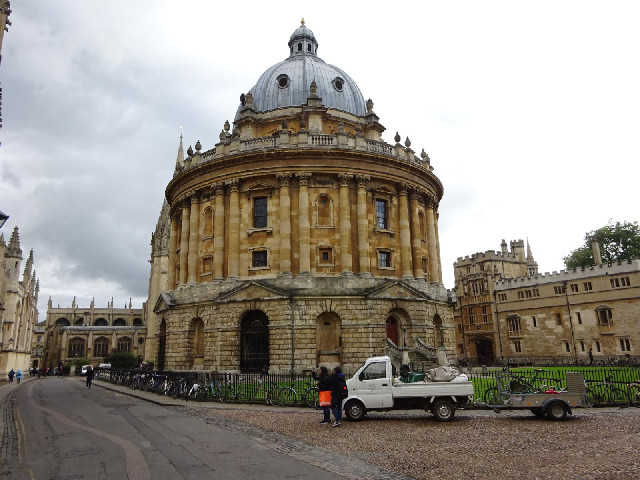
(577, 312, 582, 324)
(508, 316, 521, 333)
(514, 341, 522, 353)
(610, 278, 619, 288)
(202, 256, 213, 275)
(378, 250, 391, 268)
(595, 341, 601, 352)
(580, 341, 585, 352)
(468, 307, 474, 325)
(517, 291, 524, 299)
(570, 283, 579, 293)
(375, 199, 388, 229)
(554, 285, 566, 295)
(556, 314, 562, 326)
(597, 308, 612, 325)
(532, 316, 537, 328)
(620, 338, 631, 352)
(482, 306, 488, 323)
(565, 342, 571, 353)
(318, 247, 333, 265)
(498, 293, 507, 302)
(622, 277, 630, 286)
(253, 197, 268, 228)
(532, 288, 540, 297)
(584, 282, 592, 291)
(252, 250, 268, 268)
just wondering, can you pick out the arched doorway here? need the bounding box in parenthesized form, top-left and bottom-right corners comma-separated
(240, 311, 269, 373)
(386, 317, 399, 346)
(475, 338, 494, 365)
(157, 319, 166, 371)
(316, 312, 342, 366)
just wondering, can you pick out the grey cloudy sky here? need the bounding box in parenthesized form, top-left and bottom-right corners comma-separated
(1, 1, 639, 318)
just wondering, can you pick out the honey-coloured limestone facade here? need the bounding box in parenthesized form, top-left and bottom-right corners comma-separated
(146, 22, 455, 373)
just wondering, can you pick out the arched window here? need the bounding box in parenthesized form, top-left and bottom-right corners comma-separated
(74, 318, 84, 326)
(240, 311, 269, 373)
(315, 194, 333, 226)
(316, 312, 342, 366)
(113, 318, 126, 326)
(133, 318, 143, 326)
(117, 337, 132, 352)
(193, 318, 204, 356)
(93, 337, 110, 357)
(94, 318, 108, 326)
(203, 206, 214, 238)
(68, 337, 85, 358)
(55, 318, 70, 327)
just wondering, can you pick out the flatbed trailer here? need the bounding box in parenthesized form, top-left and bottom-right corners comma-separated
(487, 371, 587, 420)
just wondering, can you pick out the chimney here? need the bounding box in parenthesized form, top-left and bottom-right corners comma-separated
(591, 237, 603, 265)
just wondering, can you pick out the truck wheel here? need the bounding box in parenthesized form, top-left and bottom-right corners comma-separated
(529, 407, 544, 417)
(344, 401, 366, 421)
(546, 401, 568, 421)
(432, 400, 456, 422)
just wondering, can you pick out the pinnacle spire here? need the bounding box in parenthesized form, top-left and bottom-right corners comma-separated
(175, 130, 184, 170)
(7, 226, 22, 257)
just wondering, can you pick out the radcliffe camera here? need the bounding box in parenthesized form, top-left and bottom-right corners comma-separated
(1, 4, 639, 479)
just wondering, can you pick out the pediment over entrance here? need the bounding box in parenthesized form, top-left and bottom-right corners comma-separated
(153, 292, 175, 314)
(217, 281, 290, 302)
(365, 281, 429, 300)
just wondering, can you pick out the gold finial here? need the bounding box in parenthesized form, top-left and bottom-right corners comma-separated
(301, 18, 305, 25)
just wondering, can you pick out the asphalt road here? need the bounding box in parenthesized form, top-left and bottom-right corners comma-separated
(0, 377, 369, 480)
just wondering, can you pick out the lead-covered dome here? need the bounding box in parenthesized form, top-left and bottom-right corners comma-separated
(235, 20, 367, 120)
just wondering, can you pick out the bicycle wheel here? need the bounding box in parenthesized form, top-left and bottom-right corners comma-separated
(235, 385, 251, 404)
(263, 386, 277, 406)
(605, 387, 628, 408)
(196, 385, 208, 402)
(483, 386, 500, 405)
(628, 384, 640, 407)
(278, 387, 298, 407)
(585, 387, 600, 407)
(303, 387, 320, 409)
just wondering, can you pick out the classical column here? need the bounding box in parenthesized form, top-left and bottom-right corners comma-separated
(435, 208, 443, 282)
(398, 185, 413, 278)
(276, 173, 292, 275)
(227, 179, 240, 278)
(425, 196, 439, 283)
(338, 173, 353, 275)
(179, 201, 190, 285)
(356, 174, 371, 276)
(187, 194, 200, 284)
(409, 190, 424, 279)
(167, 214, 177, 289)
(297, 172, 312, 274)
(213, 183, 226, 279)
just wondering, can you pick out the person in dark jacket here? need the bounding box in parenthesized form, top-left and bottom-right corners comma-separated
(8, 369, 15, 384)
(85, 365, 95, 389)
(329, 366, 346, 427)
(312, 366, 331, 424)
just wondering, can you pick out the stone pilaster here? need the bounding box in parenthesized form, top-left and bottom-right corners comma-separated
(213, 183, 226, 279)
(227, 179, 240, 278)
(297, 172, 312, 273)
(338, 173, 353, 275)
(356, 174, 371, 276)
(435, 208, 442, 282)
(425, 196, 439, 283)
(409, 190, 424, 279)
(187, 194, 200, 284)
(398, 185, 413, 278)
(179, 201, 190, 285)
(276, 173, 293, 275)
(167, 215, 177, 289)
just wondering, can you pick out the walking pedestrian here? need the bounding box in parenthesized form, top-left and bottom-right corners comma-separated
(16, 369, 22, 384)
(85, 365, 94, 389)
(329, 366, 347, 427)
(8, 369, 15, 384)
(312, 366, 331, 424)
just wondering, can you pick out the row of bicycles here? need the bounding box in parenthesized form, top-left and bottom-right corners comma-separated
(481, 368, 640, 408)
(94, 369, 321, 408)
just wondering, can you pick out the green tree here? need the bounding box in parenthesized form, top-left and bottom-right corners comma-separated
(563, 220, 640, 268)
(106, 351, 138, 369)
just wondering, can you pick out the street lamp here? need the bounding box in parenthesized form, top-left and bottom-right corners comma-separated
(0, 210, 8, 229)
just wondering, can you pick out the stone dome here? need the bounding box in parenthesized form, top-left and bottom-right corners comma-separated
(235, 21, 367, 120)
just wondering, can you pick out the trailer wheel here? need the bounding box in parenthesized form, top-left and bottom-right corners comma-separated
(529, 407, 544, 417)
(546, 401, 568, 421)
(344, 401, 366, 422)
(432, 399, 456, 422)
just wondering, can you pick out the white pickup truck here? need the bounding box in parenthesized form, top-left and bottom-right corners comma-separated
(343, 356, 474, 422)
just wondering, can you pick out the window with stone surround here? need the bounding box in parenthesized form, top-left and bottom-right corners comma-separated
(584, 281, 592, 291)
(620, 338, 631, 352)
(317, 246, 334, 266)
(375, 198, 388, 229)
(570, 283, 578, 293)
(68, 337, 85, 358)
(595, 341, 601, 352)
(554, 285, 566, 295)
(202, 206, 214, 238)
(513, 341, 522, 353)
(117, 336, 132, 353)
(93, 337, 109, 357)
(497, 293, 507, 302)
(201, 256, 213, 276)
(315, 194, 334, 227)
(251, 249, 269, 269)
(253, 197, 268, 228)
(507, 315, 521, 334)
(564, 341, 571, 353)
(596, 307, 613, 325)
(610, 276, 630, 288)
(377, 249, 393, 269)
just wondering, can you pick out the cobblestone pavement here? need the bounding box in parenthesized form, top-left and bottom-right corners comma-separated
(187, 405, 640, 480)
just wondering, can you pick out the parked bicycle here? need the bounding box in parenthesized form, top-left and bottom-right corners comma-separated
(585, 377, 627, 407)
(628, 382, 640, 407)
(483, 368, 558, 404)
(276, 376, 320, 407)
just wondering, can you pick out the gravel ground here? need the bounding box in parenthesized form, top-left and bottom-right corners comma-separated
(187, 405, 640, 480)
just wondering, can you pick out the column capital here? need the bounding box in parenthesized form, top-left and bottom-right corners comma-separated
(190, 193, 200, 204)
(337, 173, 353, 187)
(276, 172, 293, 187)
(296, 172, 312, 186)
(212, 182, 225, 196)
(398, 183, 409, 195)
(355, 174, 370, 188)
(225, 178, 240, 192)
